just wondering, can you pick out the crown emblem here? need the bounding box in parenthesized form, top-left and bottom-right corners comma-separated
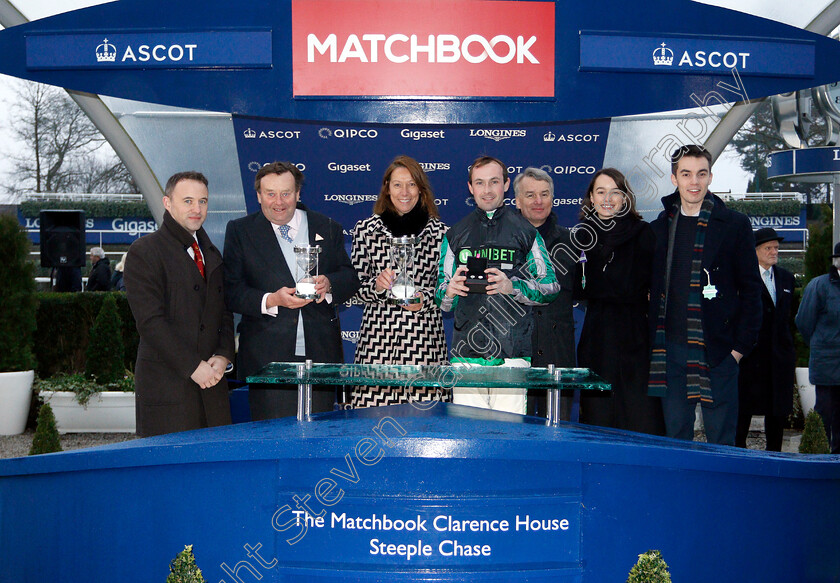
(543, 131, 556, 142)
(652, 42, 674, 66)
(243, 128, 256, 139)
(96, 38, 117, 63)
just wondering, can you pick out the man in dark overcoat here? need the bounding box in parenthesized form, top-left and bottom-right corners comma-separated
(513, 167, 575, 418)
(648, 145, 763, 446)
(224, 161, 360, 419)
(85, 247, 111, 291)
(124, 171, 234, 437)
(736, 228, 796, 451)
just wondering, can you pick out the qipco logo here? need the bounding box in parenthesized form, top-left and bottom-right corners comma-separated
(318, 128, 379, 139)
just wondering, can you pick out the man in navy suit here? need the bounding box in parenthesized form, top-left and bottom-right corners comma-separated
(736, 228, 796, 451)
(224, 161, 360, 419)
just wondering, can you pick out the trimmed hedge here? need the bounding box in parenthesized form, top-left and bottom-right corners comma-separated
(725, 200, 801, 217)
(19, 199, 152, 219)
(33, 292, 138, 378)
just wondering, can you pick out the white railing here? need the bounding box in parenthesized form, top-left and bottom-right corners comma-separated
(23, 192, 144, 202)
(722, 192, 805, 202)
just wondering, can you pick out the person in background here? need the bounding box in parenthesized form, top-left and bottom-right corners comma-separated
(111, 252, 127, 292)
(350, 155, 449, 407)
(513, 167, 575, 419)
(796, 242, 840, 453)
(85, 246, 111, 291)
(576, 168, 663, 434)
(53, 266, 82, 292)
(124, 171, 233, 437)
(736, 228, 796, 451)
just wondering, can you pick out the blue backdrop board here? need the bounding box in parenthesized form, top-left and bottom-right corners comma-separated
(1, 1, 840, 124)
(1, 405, 839, 582)
(20, 212, 157, 245)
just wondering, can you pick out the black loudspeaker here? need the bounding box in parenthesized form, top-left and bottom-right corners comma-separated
(40, 210, 86, 268)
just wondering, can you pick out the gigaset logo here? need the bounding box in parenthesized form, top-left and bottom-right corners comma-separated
(319, 128, 379, 139)
(308, 34, 539, 65)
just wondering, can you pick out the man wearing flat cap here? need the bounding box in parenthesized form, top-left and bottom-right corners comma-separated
(796, 241, 840, 453)
(736, 228, 796, 451)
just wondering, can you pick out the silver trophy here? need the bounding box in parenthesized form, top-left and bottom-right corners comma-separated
(294, 244, 321, 299)
(388, 236, 420, 306)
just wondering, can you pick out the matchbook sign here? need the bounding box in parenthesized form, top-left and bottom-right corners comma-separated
(292, 0, 555, 97)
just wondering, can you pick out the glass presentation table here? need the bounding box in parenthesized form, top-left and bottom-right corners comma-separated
(247, 362, 610, 424)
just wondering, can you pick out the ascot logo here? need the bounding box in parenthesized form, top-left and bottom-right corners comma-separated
(96, 39, 117, 62)
(653, 43, 674, 66)
(469, 129, 527, 142)
(245, 128, 301, 139)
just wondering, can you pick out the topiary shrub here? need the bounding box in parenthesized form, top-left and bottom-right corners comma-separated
(799, 410, 830, 454)
(85, 294, 125, 385)
(33, 292, 138, 377)
(627, 550, 672, 583)
(166, 545, 206, 583)
(803, 204, 832, 286)
(0, 213, 38, 372)
(29, 402, 62, 455)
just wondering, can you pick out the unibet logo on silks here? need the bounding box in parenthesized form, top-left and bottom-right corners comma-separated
(458, 247, 516, 264)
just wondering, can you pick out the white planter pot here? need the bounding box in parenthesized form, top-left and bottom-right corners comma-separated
(0, 370, 34, 435)
(796, 367, 816, 416)
(40, 391, 135, 434)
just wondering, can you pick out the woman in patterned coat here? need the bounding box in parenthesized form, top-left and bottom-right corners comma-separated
(350, 156, 449, 407)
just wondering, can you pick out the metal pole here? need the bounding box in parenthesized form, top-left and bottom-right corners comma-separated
(834, 174, 840, 248)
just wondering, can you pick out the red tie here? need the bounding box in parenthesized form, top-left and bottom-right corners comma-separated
(191, 240, 205, 279)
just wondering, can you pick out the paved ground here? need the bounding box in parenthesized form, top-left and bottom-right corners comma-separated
(0, 431, 136, 459)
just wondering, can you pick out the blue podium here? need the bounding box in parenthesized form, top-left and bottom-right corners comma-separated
(1, 400, 839, 582)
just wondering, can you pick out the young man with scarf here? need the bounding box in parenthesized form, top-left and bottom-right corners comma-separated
(648, 145, 763, 445)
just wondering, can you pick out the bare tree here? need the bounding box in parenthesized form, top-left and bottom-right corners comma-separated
(3, 80, 138, 194)
(730, 100, 826, 201)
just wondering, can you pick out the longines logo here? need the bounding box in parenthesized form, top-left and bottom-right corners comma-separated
(318, 128, 379, 139)
(248, 161, 306, 172)
(419, 162, 450, 172)
(243, 128, 301, 139)
(342, 330, 360, 344)
(469, 129, 527, 142)
(324, 194, 378, 206)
